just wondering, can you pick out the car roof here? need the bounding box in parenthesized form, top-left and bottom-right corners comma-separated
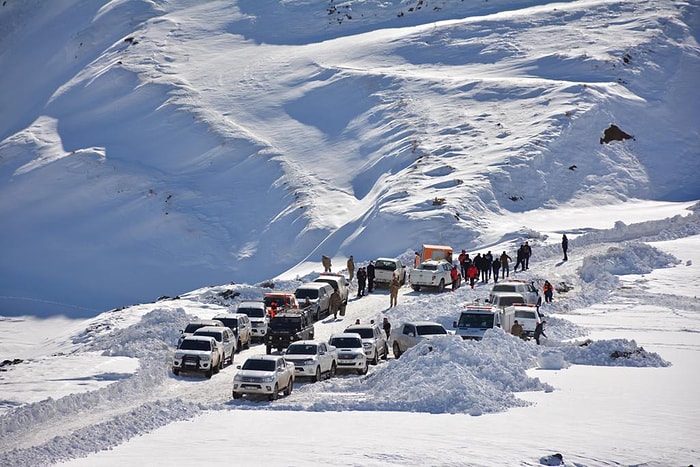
(492, 291, 527, 297)
(245, 354, 282, 361)
(186, 319, 224, 326)
(182, 335, 216, 342)
(237, 300, 265, 306)
(264, 292, 295, 297)
(463, 306, 494, 312)
(194, 326, 228, 334)
(344, 324, 376, 330)
(330, 332, 362, 339)
(375, 257, 399, 261)
(214, 312, 247, 319)
(288, 340, 320, 346)
(297, 282, 331, 289)
(493, 280, 529, 285)
(403, 320, 443, 326)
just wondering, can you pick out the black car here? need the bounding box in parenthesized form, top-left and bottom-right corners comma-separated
(266, 310, 315, 354)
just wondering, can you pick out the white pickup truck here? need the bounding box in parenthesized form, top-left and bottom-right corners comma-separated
(388, 321, 448, 358)
(409, 259, 457, 292)
(284, 340, 338, 382)
(232, 355, 295, 401)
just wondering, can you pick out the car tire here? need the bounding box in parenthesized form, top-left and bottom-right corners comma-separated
(205, 368, 213, 379)
(358, 363, 368, 375)
(437, 279, 445, 293)
(232, 391, 242, 399)
(329, 361, 337, 378)
(237, 339, 242, 353)
(245, 337, 250, 349)
(284, 378, 293, 396)
(314, 366, 321, 383)
(269, 384, 279, 401)
(382, 344, 389, 360)
(266, 344, 272, 355)
(412, 285, 420, 292)
(393, 342, 402, 359)
(172, 368, 180, 376)
(371, 349, 378, 365)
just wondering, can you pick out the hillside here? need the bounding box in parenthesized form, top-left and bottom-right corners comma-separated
(1, 0, 698, 316)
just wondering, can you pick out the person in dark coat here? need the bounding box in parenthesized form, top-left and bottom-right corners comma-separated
(356, 267, 367, 297)
(562, 234, 569, 261)
(534, 320, 547, 345)
(382, 317, 391, 339)
(484, 251, 493, 281)
(367, 261, 376, 293)
(491, 259, 501, 283)
(500, 251, 512, 279)
(514, 244, 525, 272)
(523, 242, 532, 270)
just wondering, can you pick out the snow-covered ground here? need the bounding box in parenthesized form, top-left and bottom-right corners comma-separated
(1, 0, 699, 465)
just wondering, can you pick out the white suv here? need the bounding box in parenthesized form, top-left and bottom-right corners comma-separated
(343, 323, 389, 365)
(489, 280, 539, 305)
(213, 313, 252, 351)
(236, 301, 269, 342)
(329, 333, 368, 375)
(232, 355, 295, 401)
(194, 326, 236, 365)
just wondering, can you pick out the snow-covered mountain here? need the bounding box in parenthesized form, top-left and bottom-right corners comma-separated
(1, 0, 698, 316)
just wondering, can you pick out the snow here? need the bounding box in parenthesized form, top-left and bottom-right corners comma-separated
(1, 0, 699, 466)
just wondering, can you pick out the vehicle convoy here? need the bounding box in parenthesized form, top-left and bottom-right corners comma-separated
(505, 303, 543, 338)
(193, 326, 236, 365)
(409, 259, 459, 292)
(343, 323, 389, 364)
(235, 300, 269, 342)
(294, 282, 333, 321)
(284, 340, 338, 382)
(389, 321, 448, 358)
(372, 258, 407, 286)
(418, 244, 454, 264)
(178, 319, 224, 347)
(313, 274, 349, 311)
(329, 333, 368, 375)
(452, 306, 516, 340)
(213, 312, 252, 351)
(266, 310, 315, 354)
(232, 355, 295, 401)
(172, 335, 222, 378)
(489, 280, 540, 305)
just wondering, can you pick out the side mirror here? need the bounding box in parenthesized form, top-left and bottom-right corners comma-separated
(452, 321, 457, 328)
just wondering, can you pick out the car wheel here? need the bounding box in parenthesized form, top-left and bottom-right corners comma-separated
(237, 340, 242, 353)
(245, 337, 250, 349)
(205, 368, 213, 379)
(412, 285, 420, 292)
(437, 279, 445, 293)
(266, 344, 272, 355)
(172, 368, 180, 376)
(358, 363, 368, 375)
(232, 391, 242, 399)
(382, 344, 389, 360)
(393, 342, 402, 359)
(314, 366, 321, 383)
(269, 384, 279, 401)
(329, 361, 337, 378)
(214, 362, 220, 374)
(371, 349, 378, 365)
(284, 378, 293, 396)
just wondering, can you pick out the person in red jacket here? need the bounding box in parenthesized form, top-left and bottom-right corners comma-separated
(466, 264, 479, 289)
(450, 264, 460, 291)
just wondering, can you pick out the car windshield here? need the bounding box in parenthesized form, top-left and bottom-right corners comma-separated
(417, 263, 438, 271)
(242, 359, 276, 371)
(458, 313, 495, 328)
(216, 318, 238, 331)
(346, 328, 373, 339)
(179, 339, 212, 351)
(183, 323, 207, 334)
(315, 279, 338, 291)
(515, 310, 537, 319)
(194, 331, 222, 342)
(286, 344, 317, 355)
(374, 260, 396, 271)
(238, 307, 265, 318)
(492, 284, 516, 293)
(295, 289, 319, 300)
(330, 337, 362, 348)
(270, 316, 301, 330)
(416, 324, 447, 336)
(497, 296, 523, 306)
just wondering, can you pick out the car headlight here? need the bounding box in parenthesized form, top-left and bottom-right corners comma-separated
(303, 358, 316, 365)
(234, 374, 244, 382)
(200, 355, 211, 361)
(261, 375, 275, 383)
(174, 352, 184, 359)
(363, 342, 372, 350)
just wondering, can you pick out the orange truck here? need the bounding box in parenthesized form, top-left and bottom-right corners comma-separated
(420, 244, 454, 264)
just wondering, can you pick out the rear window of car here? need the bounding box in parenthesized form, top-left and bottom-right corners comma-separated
(498, 296, 524, 306)
(416, 325, 447, 336)
(374, 260, 397, 270)
(314, 279, 339, 291)
(345, 327, 373, 339)
(492, 284, 516, 293)
(458, 313, 494, 328)
(515, 310, 537, 319)
(417, 263, 437, 271)
(194, 331, 222, 342)
(184, 323, 206, 334)
(295, 288, 320, 300)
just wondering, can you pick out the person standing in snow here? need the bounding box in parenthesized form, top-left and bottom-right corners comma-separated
(484, 251, 493, 281)
(458, 250, 468, 279)
(514, 244, 525, 272)
(382, 317, 391, 339)
(491, 258, 501, 283)
(367, 261, 376, 293)
(322, 255, 332, 273)
(329, 289, 342, 319)
(450, 264, 460, 291)
(500, 251, 512, 279)
(356, 267, 367, 297)
(414, 252, 421, 268)
(534, 320, 547, 345)
(389, 275, 400, 307)
(466, 263, 479, 289)
(562, 234, 569, 261)
(523, 241, 532, 270)
(510, 320, 523, 338)
(543, 280, 554, 303)
(347, 255, 355, 282)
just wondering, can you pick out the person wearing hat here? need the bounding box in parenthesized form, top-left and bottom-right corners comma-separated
(510, 320, 523, 338)
(534, 320, 547, 345)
